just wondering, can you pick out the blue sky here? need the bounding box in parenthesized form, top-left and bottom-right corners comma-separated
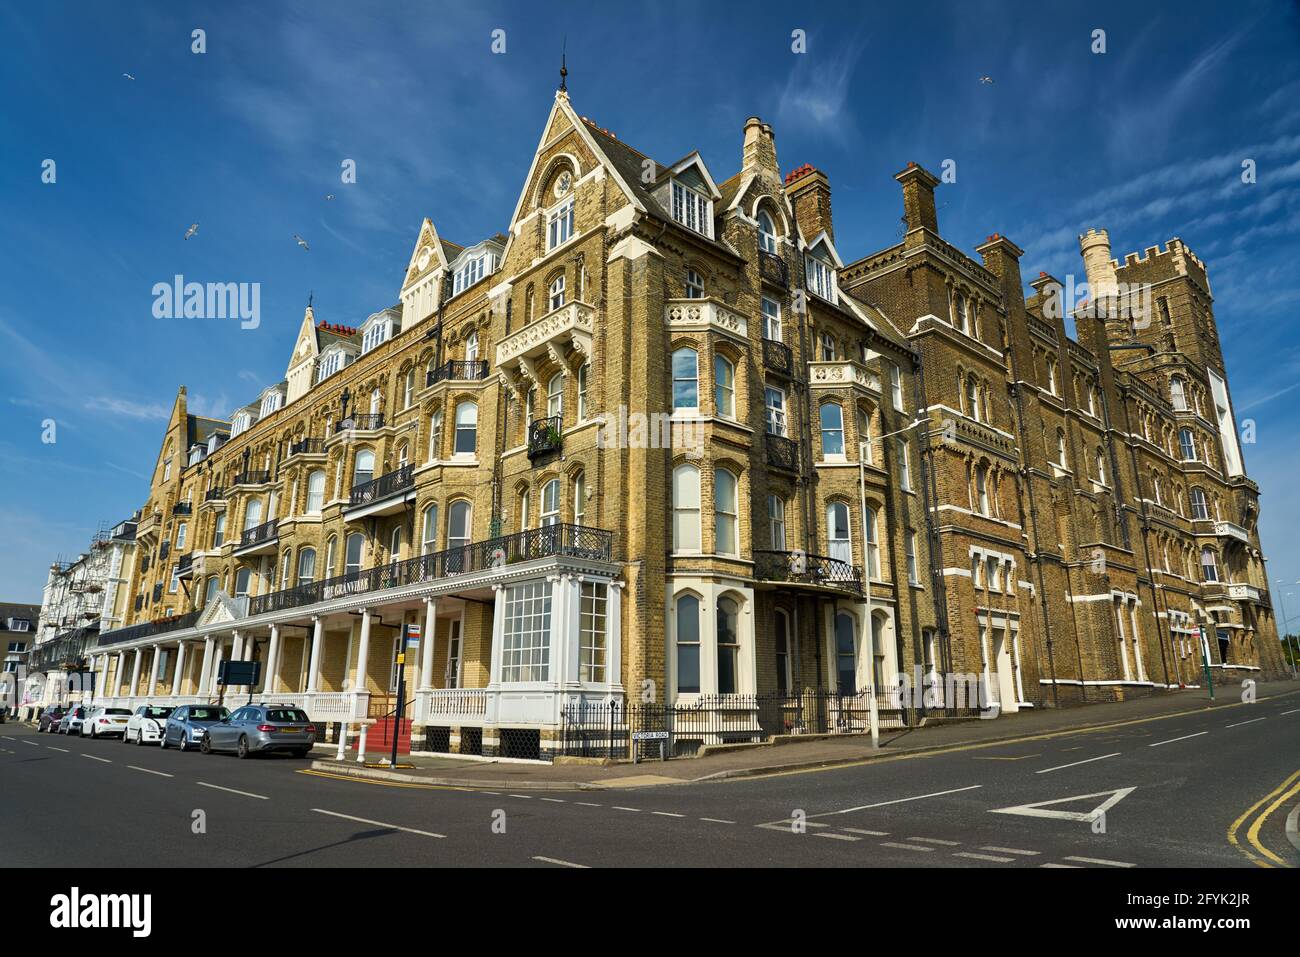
(1, 1, 1298, 619)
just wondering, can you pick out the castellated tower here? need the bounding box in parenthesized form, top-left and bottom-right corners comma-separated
(1079, 228, 1119, 298)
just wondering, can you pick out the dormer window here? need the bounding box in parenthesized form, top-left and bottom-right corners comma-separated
(547, 198, 574, 250)
(362, 317, 392, 354)
(806, 254, 836, 301)
(258, 390, 283, 418)
(316, 348, 349, 383)
(671, 181, 711, 237)
(758, 210, 778, 253)
(453, 254, 497, 295)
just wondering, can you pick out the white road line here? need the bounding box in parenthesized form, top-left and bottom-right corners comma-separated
(908, 837, 961, 846)
(508, 794, 533, 799)
(1280, 709, 1300, 716)
(651, 811, 685, 818)
(47, 746, 69, 753)
(981, 846, 1040, 856)
(197, 782, 267, 800)
(1225, 717, 1266, 729)
(0, 735, 13, 740)
(80, 754, 111, 763)
(312, 808, 444, 838)
(815, 784, 983, 816)
(814, 832, 860, 841)
(1148, 731, 1208, 747)
(533, 855, 589, 868)
(482, 791, 501, 795)
(1035, 752, 1120, 774)
(128, 765, 173, 778)
(881, 842, 936, 852)
(1064, 855, 1135, 868)
(1040, 862, 1080, 868)
(844, 828, 890, 836)
(575, 801, 603, 807)
(699, 817, 735, 824)
(954, 851, 1014, 863)
(612, 806, 640, 812)
(21, 740, 39, 747)
(540, 797, 566, 803)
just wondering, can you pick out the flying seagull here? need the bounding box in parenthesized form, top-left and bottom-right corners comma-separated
(979, 75, 994, 84)
(122, 72, 136, 80)
(324, 193, 335, 201)
(183, 223, 199, 240)
(293, 234, 310, 250)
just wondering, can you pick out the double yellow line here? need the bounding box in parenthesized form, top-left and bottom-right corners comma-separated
(1228, 770, 1300, 867)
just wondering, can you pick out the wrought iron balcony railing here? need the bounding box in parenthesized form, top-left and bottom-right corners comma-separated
(348, 463, 415, 509)
(762, 337, 793, 376)
(753, 550, 863, 596)
(759, 250, 788, 287)
(427, 359, 489, 387)
(158, 541, 170, 561)
(177, 553, 193, 577)
(98, 610, 202, 647)
(336, 413, 384, 433)
(233, 470, 271, 486)
(205, 487, 226, 502)
(171, 502, 192, 516)
(289, 437, 326, 456)
(249, 523, 614, 616)
(239, 519, 278, 549)
(765, 434, 798, 471)
(528, 415, 563, 459)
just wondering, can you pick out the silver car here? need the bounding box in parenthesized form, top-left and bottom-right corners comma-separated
(199, 704, 316, 758)
(56, 706, 88, 735)
(161, 704, 229, 751)
(81, 706, 132, 738)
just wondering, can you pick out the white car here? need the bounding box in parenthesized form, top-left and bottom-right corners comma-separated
(124, 705, 175, 745)
(81, 706, 132, 738)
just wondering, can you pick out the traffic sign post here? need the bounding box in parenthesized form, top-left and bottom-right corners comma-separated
(389, 623, 420, 768)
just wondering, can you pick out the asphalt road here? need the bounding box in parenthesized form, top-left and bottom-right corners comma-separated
(2, 691, 1298, 868)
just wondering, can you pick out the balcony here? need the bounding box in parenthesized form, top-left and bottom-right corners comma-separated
(288, 437, 325, 457)
(158, 541, 170, 561)
(528, 415, 563, 460)
(233, 470, 271, 487)
(663, 298, 748, 340)
(236, 519, 279, 555)
(765, 433, 798, 471)
(176, 553, 194, 578)
(171, 502, 192, 516)
(345, 463, 416, 518)
(808, 360, 881, 394)
(248, 523, 615, 616)
(427, 359, 489, 387)
(1227, 583, 1262, 602)
(1214, 521, 1250, 544)
(753, 550, 863, 597)
(152, 583, 163, 603)
(763, 338, 794, 377)
(134, 595, 144, 612)
(204, 487, 226, 503)
(98, 610, 202, 648)
(759, 250, 788, 287)
(495, 301, 594, 379)
(336, 413, 384, 433)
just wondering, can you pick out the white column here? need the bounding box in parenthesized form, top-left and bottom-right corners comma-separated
(93, 655, 108, 703)
(146, 644, 163, 698)
(552, 573, 576, 688)
(265, 624, 281, 695)
(488, 585, 507, 687)
(419, 599, 438, 690)
(353, 609, 372, 762)
(172, 641, 188, 696)
(211, 639, 226, 695)
(197, 637, 214, 696)
(114, 652, 126, 697)
(306, 616, 323, 693)
(128, 648, 143, 698)
(607, 582, 624, 690)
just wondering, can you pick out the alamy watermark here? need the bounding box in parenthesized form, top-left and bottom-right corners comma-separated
(152, 274, 260, 329)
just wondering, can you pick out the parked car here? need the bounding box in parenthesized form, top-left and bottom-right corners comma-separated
(82, 706, 132, 738)
(161, 704, 229, 751)
(38, 707, 67, 733)
(124, 705, 174, 745)
(56, 706, 88, 735)
(199, 704, 316, 758)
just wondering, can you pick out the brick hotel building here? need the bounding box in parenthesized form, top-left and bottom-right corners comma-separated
(44, 88, 1283, 756)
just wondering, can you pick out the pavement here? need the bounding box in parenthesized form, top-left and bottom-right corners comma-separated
(3, 678, 1297, 868)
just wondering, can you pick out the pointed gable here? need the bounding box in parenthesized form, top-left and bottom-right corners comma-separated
(400, 218, 451, 326)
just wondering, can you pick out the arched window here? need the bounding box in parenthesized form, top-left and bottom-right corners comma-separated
(768, 494, 786, 550)
(1153, 474, 1164, 506)
(454, 401, 477, 454)
(389, 526, 402, 561)
(429, 409, 443, 460)
(672, 464, 701, 552)
(827, 502, 852, 563)
(324, 536, 337, 575)
(1170, 375, 1187, 410)
(306, 469, 325, 514)
(864, 506, 880, 578)
(685, 268, 705, 299)
(758, 209, 779, 253)
(857, 406, 872, 462)
(1200, 547, 1219, 582)
(820, 402, 845, 457)
(234, 567, 251, 598)
(714, 355, 735, 418)
(213, 511, 226, 547)
(965, 375, 981, 422)
(1190, 487, 1209, 520)
(577, 362, 589, 419)
(447, 501, 472, 549)
(465, 330, 479, 364)
(835, 612, 857, 695)
(676, 594, 701, 694)
(1056, 430, 1067, 468)
(546, 373, 564, 420)
(774, 608, 791, 694)
(953, 292, 968, 333)
(297, 547, 317, 585)
(672, 348, 698, 410)
(344, 533, 365, 576)
(1046, 357, 1058, 395)
(975, 464, 990, 516)
(1095, 449, 1107, 486)
(541, 479, 561, 526)
(421, 504, 438, 554)
(353, 449, 375, 487)
(518, 488, 530, 530)
(715, 469, 738, 555)
(548, 274, 566, 311)
(203, 575, 219, 606)
(403, 369, 415, 408)
(243, 497, 262, 531)
(717, 596, 740, 695)
(1179, 428, 1196, 461)
(573, 471, 586, 526)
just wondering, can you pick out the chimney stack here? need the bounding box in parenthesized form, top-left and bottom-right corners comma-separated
(1079, 228, 1119, 299)
(895, 162, 941, 233)
(742, 116, 779, 176)
(785, 163, 834, 243)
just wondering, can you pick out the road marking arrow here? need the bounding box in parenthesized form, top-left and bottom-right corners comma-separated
(989, 787, 1135, 823)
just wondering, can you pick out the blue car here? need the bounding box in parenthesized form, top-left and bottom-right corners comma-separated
(161, 704, 230, 751)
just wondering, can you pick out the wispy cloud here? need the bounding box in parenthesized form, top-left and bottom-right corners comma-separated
(86, 397, 169, 420)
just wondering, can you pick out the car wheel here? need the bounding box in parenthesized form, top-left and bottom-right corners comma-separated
(136, 730, 144, 746)
(236, 735, 250, 759)
(159, 734, 168, 750)
(294, 748, 311, 759)
(199, 733, 211, 754)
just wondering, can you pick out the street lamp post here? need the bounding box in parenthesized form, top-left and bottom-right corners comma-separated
(1274, 581, 1298, 680)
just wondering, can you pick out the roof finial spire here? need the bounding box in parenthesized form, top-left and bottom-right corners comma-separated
(558, 37, 568, 95)
(307, 289, 313, 309)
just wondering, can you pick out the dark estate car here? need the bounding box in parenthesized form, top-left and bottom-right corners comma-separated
(37, 707, 67, 732)
(200, 704, 316, 758)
